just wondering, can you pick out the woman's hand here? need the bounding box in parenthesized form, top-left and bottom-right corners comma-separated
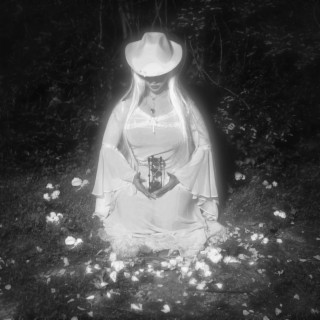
(133, 172, 156, 199)
(152, 173, 179, 198)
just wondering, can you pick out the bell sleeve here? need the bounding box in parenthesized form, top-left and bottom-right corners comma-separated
(171, 101, 219, 220)
(92, 100, 137, 217)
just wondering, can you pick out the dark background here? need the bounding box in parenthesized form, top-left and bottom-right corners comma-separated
(1, 0, 319, 175)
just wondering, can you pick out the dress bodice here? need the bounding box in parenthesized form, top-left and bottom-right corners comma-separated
(125, 107, 183, 169)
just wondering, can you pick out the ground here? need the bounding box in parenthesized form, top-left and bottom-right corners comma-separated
(0, 157, 320, 320)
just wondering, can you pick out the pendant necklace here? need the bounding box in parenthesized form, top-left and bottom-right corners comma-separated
(150, 96, 156, 116)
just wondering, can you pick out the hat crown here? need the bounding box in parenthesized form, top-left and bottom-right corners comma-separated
(125, 32, 183, 77)
(136, 32, 173, 63)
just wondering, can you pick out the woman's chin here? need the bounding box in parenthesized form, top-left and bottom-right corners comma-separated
(149, 85, 166, 94)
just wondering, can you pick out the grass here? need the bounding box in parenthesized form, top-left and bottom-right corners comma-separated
(0, 152, 320, 319)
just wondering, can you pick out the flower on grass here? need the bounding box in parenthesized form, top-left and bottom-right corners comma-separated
(46, 212, 63, 224)
(205, 247, 223, 264)
(65, 236, 83, 248)
(110, 271, 117, 282)
(46, 183, 54, 189)
(51, 190, 60, 199)
(43, 193, 51, 201)
(223, 256, 240, 264)
(72, 178, 82, 186)
(275, 308, 282, 315)
(131, 303, 143, 311)
(274, 210, 286, 219)
(235, 172, 246, 181)
(161, 304, 171, 313)
(111, 260, 125, 272)
(215, 283, 223, 289)
(72, 177, 90, 190)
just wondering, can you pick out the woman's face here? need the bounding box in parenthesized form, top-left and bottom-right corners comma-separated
(144, 74, 169, 94)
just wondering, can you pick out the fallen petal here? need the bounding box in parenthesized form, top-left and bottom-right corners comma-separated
(88, 311, 93, 317)
(63, 257, 70, 267)
(275, 308, 282, 316)
(215, 283, 223, 289)
(5, 284, 11, 290)
(243, 310, 250, 316)
(86, 295, 95, 300)
(161, 304, 171, 313)
(72, 177, 83, 187)
(131, 303, 143, 311)
(65, 236, 76, 246)
(110, 271, 117, 282)
(131, 275, 139, 282)
(294, 294, 300, 300)
(313, 255, 320, 260)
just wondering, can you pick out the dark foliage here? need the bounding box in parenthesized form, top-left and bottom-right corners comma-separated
(0, 0, 319, 174)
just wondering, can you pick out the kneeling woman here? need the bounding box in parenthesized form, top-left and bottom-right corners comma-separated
(92, 32, 226, 258)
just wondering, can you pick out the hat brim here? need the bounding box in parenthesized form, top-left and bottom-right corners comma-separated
(125, 40, 183, 77)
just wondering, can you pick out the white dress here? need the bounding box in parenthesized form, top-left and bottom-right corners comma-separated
(92, 93, 226, 257)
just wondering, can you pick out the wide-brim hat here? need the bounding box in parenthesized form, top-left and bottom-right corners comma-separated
(125, 32, 183, 77)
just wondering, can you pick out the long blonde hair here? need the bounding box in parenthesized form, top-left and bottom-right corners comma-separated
(122, 71, 194, 169)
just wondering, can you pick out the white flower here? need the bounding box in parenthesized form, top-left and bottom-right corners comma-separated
(266, 185, 272, 189)
(161, 261, 168, 268)
(169, 259, 177, 267)
(262, 180, 269, 186)
(62, 257, 69, 266)
(161, 304, 171, 313)
(81, 179, 89, 187)
(131, 275, 139, 282)
(110, 271, 117, 282)
(251, 233, 258, 241)
(46, 183, 54, 189)
(65, 236, 76, 246)
(228, 123, 235, 131)
(272, 181, 278, 187)
(294, 294, 300, 300)
(43, 193, 51, 201)
(223, 256, 240, 264)
(71, 177, 82, 187)
(86, 295, 95, 300)
(5, 284, 11, 290)
(204, 270, 212, 277)
(235, 172, 246, 181)
(46, 212, 59, 224)
(276, 239, 283, 244)
(215, 283, 223, 289)
(262, 238, 269, 244)
(111, 261, 125, 272)
(189, 278, 197, 285)
(196, 281, 207, 290)
(74, 238, 83, 247)
(51, 190, 60, 200)
(85, 265, 93, 274)
(131, 303, 143, 311)
(206, 247, 223, 263)
(274, 210, 286, 219)
(243, 310, 250, 316)
(275, 308, 282, 315)
(109, 252, 117, 262)
(36, 246, 43, 253)
(181, 266, 189, 274)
